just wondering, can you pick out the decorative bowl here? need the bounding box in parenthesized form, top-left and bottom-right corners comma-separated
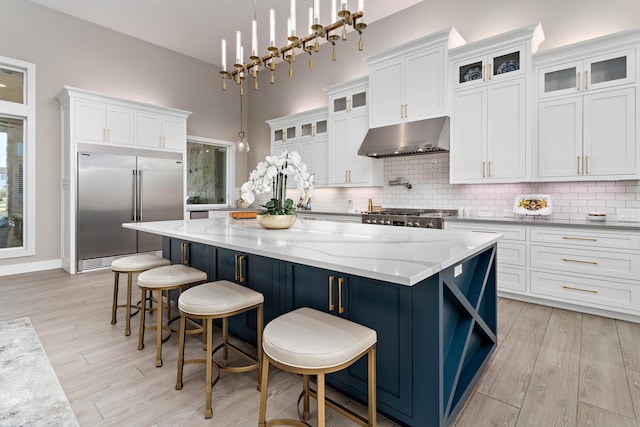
(256, 214, 297, 230)
(587, 212, 606, 222)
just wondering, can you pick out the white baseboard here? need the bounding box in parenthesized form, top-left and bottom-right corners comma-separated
(0, 259, 63, 277)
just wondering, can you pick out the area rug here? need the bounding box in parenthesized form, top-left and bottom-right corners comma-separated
(0, 317, 79, 427)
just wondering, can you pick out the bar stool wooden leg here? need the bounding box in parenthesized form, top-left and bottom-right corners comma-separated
(124, 272, 133, 336)
(176, 314, 186, 390)
(258, 353, 270, 427)
(137, 288, 147, 351)
(317, 373, 326, 427)
(156, 289, 164, 367)
(111, 272, 120, 325)
(368, 347, 376, 426)
(205, 317, 213, 419)
(256, 304, 263, 391)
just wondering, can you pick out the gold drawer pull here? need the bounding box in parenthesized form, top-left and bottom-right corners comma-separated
(562, 258, 598, 265)
(328, 276, 335, 312)
(562, 236, 597, 242)
(563, 285, 598, 294)
(472, 230, 498, 234)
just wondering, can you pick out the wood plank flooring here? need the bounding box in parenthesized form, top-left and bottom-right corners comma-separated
(2, 268, 640, 426)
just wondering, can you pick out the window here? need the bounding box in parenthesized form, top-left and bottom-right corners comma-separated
(186, 136, 234, 208)
(0, 56, 35, 258)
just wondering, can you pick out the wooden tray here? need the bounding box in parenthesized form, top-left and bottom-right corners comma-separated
(229, 211, 258, 219)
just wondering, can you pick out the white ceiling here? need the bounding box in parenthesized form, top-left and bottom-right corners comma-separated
(27, 0, 423, 66)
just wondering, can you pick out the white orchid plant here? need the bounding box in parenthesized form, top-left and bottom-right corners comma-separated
(240, 151, 314, 216)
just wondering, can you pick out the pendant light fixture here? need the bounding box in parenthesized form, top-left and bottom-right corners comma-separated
(220, 0, 366, 92)
(236, 90, 250, 152)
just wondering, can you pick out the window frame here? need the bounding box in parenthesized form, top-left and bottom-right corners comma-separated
(185, 135, 235, 210)
(0, 55, 36, 259)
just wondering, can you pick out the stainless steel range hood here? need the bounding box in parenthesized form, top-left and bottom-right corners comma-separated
(358, 116, 450, 158)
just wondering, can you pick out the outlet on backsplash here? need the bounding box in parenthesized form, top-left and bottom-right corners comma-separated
(347, 198, 354, 213)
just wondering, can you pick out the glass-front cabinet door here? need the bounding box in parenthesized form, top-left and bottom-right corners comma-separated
(273, 125, 296, 143)
(538, 49, 635, 98)
(332, 90, 366, 114)
(300, 118, 327, 139)
(455, 46, 524, 88)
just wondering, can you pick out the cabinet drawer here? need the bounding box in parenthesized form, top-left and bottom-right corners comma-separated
(498, 242, 527, 267)
(530, 245, 640, 281)
(531, 271, 640, 313)
(445, 222, 526, 241)
(530, 227, 640, 250)
(498, 266, 527, 293)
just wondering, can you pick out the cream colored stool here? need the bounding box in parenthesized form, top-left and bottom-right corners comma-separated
(137, 264, 207, 367)
(111, 254, 170, 336)
(258, 307, 377, 427)
(175, 280, 264, 419)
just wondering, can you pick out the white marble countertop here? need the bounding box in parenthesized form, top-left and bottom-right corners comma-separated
(445, 215, 640, 230)
(124, 218, 500, 286)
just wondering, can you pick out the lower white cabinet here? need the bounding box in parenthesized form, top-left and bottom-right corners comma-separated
(444, 221, 528, 293)
(445, 219, 640, 321)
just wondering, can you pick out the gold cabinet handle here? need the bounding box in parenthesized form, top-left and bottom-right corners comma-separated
(562, 258, 598, 265)
(563, 285, 598, 294)
(102, 128, 107, 142)
(180, 241, 189, 265)
(338, 277, 345, 314)
(107, 128, 111, 142)
(577, 72, 581, 91)
(488, 160, 492, 178)
(482, 64, 486, 81)
(472, 230, 498, 234)
(347, 98, 352, 112)
(328, 276, 335, 312)
(345, 170, 349, 183)
(563, 236, 598, 242)
(311, 124, 316, 137)
(400, 104, 404, 119)
(585, 155, 589, 175)
(487, 63, 492, 80)
(585, 70, 589, 90)
(577, 155, 581, 175)
(234, 254, 239, 281)
(234, 254, 246, 283)
(482, 161, 486, 178)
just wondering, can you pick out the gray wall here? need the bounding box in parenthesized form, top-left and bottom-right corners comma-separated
(1, 0, 640, 272)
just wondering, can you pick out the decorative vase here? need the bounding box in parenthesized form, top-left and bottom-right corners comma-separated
(256, 214, 297, 230)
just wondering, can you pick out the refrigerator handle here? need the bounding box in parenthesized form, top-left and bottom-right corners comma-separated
(132, 170, 137, 221)
(138, 170, 143, 222)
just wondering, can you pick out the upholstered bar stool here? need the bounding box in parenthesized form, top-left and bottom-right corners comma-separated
(111, 254, 170, 336)
(137, 264, 207, 367)
(175, 280, 264, 419)
(258, 307, 377, 427)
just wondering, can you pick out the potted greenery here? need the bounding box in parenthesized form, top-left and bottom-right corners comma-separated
(240, 151, 313, 229)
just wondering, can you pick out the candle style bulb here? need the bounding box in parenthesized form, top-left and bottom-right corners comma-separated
(308, 7, 313, 34)
(313, 0, 320, 23)
(235, 31, 241, 65)
(290, 0, 296, 37)
(331, 0, 337, 22)
(269, 9, 275, 47)
(221, 39, 226, 71)
(251, 20, 258, 58)
(358, 0, 364, 13)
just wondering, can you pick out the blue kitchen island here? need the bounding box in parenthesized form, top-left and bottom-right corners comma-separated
(124, 217, 500, 426)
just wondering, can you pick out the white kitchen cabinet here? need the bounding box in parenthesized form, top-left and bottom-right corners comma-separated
(267, 107, 329, 188)
(445, 219, 640, 322)
(62, 86, 190, 152)
(366, 28, 465, 129)
(449, 24, 544, 184)
(538, 48, 635, 99)
(73, 99, 135, 146)
(537, 87, 636, 179)
(137, 112, 187, 151)
(451, 78, 526, 182)
(534, 29, 640, 181)
(444, 221, 528, 293)
(324, 77, 383, 187)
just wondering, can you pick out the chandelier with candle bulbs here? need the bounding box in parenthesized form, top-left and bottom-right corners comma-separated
(220, 0, 366, 92)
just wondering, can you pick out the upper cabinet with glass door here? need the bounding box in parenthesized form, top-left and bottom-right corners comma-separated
(538, 48, 635, 99)
(455, 46, 526, 88)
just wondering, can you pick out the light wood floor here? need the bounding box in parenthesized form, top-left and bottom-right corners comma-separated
(3, 268, 640, 427)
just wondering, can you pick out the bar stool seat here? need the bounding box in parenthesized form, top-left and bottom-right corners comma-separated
(111, 254, 170, 336)
(259, 307, 377, 427)
(175, 280, 264, 419)
(137, 264, 207, 367)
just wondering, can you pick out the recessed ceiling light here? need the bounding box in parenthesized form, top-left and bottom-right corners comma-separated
(0, 84, 6, 88)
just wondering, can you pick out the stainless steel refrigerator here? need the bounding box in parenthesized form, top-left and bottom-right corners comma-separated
(76, 147, 184, 271)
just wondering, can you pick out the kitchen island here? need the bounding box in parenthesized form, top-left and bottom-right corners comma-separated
(124, 217, 500, 427)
